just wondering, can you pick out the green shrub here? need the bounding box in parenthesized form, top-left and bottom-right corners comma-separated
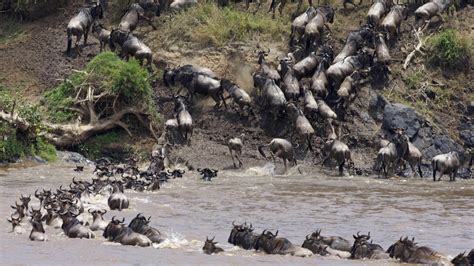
(44, 52, 155, 123)
(428, 29, 471, 70)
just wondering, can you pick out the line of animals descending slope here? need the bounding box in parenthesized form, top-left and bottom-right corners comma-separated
(158, 3, 472, 178)
(6, 161, 474, 265)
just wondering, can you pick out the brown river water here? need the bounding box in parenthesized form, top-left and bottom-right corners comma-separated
(0, 161, 473, 265)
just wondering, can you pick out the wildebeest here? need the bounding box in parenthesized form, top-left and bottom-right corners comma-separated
(119, 2, 160, 32)
(387, 236, 452, 265)
(228, 222, 259, 250)
(164, 118, 179, 142)
(29, 218, 48, 241)
(258, 138, 297, 171)
(10, 201, 26, 220)
(302, 236, 331, 256)
(311, 59, 330, 98)
(286, 103, 314, 152)
(203, 236, 224, 254)
(381, 4, 408, 40)
(415, 0, 451, 26)
(432, 151, 471, 181)
(108, 181, 129, 211)
(221, 79, 252, 115)
(260, 78, 287, 120)
(254, 48, 281, 86)
(307, 229, 352, 252)
(170, 0, 198, 12)
(198, 168, 218, 181)
(396, 132, 423, 178)
(350, 232, 388, 259)
(317, 99, 337, 121)
(103, 216, 152, 247)
(109, 29, 153, 65)
(92, 23, 110, 52)
(327, 48, 373, 88)
(303, 6, 335, 52)
(89, 209, 108, 231)
(292, 52, 320, 78)
(168, 169, 186, 178)
(129, 213, 164, 244)
(303, 88, 318, 118)
(367, 0, 392, 26)
(227, 136, 244, 168)
(451, 250, 474, 266)
(279, 59, 300, 101)
(7, 215, 25, 234)
(269, 0, 314, 19)
(343, 0, 362, 9)
(138, 0, 161, 29)
(321, 137, 354, 175)
(66, 2, 104, 55)
(375, 32, 391, 64)
(333, 26, 373, 64)
(254, 230, 312, 257)
(164, 66, 224, 106)
(174, 96, 193, 142)
(60, 208, 95, 239)
(289, 7, 318, 47)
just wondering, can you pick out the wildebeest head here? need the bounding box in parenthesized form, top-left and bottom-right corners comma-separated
(228, 221, 244, 244)
(167, 169, 185, 178)
(19, 194, 31, 209)
(387, 236, 417, 261)
(302, 234, 330, 256)
(318, 6, 335, 23)
(7, 215, 22, 231)
(90, 2, 104, 19)
(109, 28, 129, 51)
(163, 67, 176, 87)
(254, 229, 278, 251)
(30, 206, 42, 221)
(89, 209, 107, 221)
(129, 213, 151, 231)
(197, 168, 218, 181)
(203, 236, 223, 254)
(103, 216, 125, 239)
(11, 201, 26, 219)
(257, 48, 270, 65)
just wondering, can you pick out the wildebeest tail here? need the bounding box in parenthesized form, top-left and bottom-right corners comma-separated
(258, 144, 268, 159)
(66, 27, 72, 54)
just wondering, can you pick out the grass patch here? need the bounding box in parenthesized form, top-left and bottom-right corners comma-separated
(0, 20, 26, 45)
(427, 29, 471, 71)
(158, 3, 290, 47)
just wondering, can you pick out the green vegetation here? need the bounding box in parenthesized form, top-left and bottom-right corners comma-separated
(160, 3, 290, 46)
(0, 90, 56, 162)
(0, 19, 26, 45)
(427, 29, 471, 71)
(44, 52, 159, 124)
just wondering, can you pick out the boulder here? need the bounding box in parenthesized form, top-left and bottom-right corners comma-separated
(382, 103, 421, 139)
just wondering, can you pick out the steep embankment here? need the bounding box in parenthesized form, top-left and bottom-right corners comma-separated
(0, 2, 472, 173)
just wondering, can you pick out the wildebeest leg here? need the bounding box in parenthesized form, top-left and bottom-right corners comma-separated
(283, 158, 288, 172)
(339, 160, 345, 175)
(76, 34, 82, 55)
(236, 152, 243, 168)
(84, 27, 89, 46)
(229, 147, 237, 168)
(451, 169, 457, 181)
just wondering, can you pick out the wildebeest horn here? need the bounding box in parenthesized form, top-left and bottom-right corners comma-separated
(148, 216, 151, 222)
(120, 217, 125, 223)
(232, 221, 236, 226)
(306, 234, 310, 240)
(206, 236, 209, 241)
(100, 209, 107, 215)
(88, 209, 94, 214)
(211, 236, 215, 241)
(357, 231, 360, 237)
(136, 213, 143, 218)
(274, 230, 278, 237)
(35, 189, 41, 197)
(111, 216, 117, 222)
(367, 232, 371, 239)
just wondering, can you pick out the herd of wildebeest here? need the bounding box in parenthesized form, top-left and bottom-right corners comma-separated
(5, 0, 473, 264)
(6, 159, 474, 264)
(64, 0, 472, 180)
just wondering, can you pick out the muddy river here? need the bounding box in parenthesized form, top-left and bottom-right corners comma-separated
(0, 161, 473, 265)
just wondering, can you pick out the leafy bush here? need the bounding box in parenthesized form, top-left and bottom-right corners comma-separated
(428, 29, 471, 71)
(44, 52, 155, 123)
(0, 90, 56, 162)
(159, 2, 290, 46)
